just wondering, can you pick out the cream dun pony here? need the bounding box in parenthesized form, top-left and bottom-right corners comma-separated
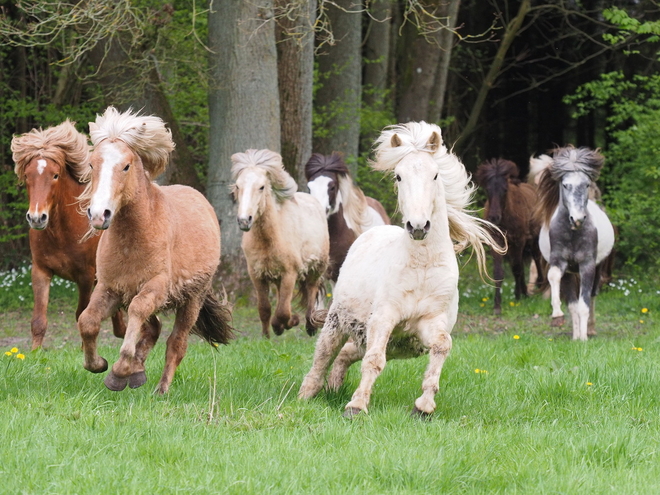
(299, 122, 504, 418)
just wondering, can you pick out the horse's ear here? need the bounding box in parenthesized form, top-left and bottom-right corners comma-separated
(427, 132, 441, 151)
(390, 134, 402, 148)
(89, 122, 98, 133)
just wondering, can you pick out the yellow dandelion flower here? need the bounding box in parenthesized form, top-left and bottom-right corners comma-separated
(586, 382, 593, 386)
(10, 347, 18, 354)
(509, 301, 515, 307)
(16, 354, 25, 360)
(480, 303, 485, 307)
(326, 293, 332, 298)
(548, 338, 553, 341)
(4, 351, 11, 356)
(640, 320, 645, 324)
(482, 297, 489, 302)
(513, 335, 520, 340)
(475, 368, 480, 373)
(641, 308, 649, 314)
(638, 347, 643, 352)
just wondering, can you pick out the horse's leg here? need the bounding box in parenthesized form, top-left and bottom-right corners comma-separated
(127, 315, 162, 389)
(78, 283, 121, 373)
(344, 309, 397, 416)
(107, 276, 168, 390)
(527, 259, 538, 294)
(587, 264, 602, 336)
(272, 271, 299, 335)
(575, 262, 597, 341)
(562, 274, 580, 340)
(299, 311, 348, 399)
(327, 340, 363, 392)
(253, 276, 272, 338)
(29, 262, 53, 350)
(532, 242, 545, 288)
(301, 274, 322, 336)
(547, 262, 567, 327)
(111, 310, 127, 339)
(412, 319, 453, 417)
(155, 298, 202, 394)
(511, 244, 528, 299)
(492, 250, 504, 315)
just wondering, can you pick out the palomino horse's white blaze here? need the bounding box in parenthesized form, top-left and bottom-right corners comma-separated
(299, 122, 503, 417)
(88, 143, 124, 228)
(37, 159, 47, 175)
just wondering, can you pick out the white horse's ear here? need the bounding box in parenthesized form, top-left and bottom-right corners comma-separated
(89, 122, 98, 133)
(390, 134, 402, 147)
(427, 132, 441, 151)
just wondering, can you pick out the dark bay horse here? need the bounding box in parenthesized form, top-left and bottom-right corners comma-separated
(305, 152, 390, 281)
(535, 146, 615, 340)
(475, 158, 543, 314)
(78, 107, 233, 393)
(11, 120, 125, 350)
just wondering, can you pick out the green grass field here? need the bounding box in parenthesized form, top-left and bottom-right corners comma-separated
(1, 262, 658, 494)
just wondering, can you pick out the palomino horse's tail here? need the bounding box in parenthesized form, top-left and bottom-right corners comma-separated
(193, 291, 234, 346)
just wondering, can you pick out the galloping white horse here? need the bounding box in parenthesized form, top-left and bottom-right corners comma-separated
(299, 122, 504, 417)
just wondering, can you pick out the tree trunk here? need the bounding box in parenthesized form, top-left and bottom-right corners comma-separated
(363, 0, 392, 106)
(313, 0, 362, 175)
(276, 0, 316, 186)
(207, 0, 280, 295)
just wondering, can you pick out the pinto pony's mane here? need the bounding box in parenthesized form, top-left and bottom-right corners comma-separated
(528, 154, 553, 186)
(535, 145, 605, 227)
(304, 152, 371, 235)
(87, 106, 174, 179)
(11, 120, 90, 184)
(475, 158, 521, 189)
(231, 149, 297, 202)
(373, 121, 505, 277)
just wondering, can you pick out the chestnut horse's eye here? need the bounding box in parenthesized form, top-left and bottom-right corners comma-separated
(53, 174, 59, 180)
(123, 164, 130, 172)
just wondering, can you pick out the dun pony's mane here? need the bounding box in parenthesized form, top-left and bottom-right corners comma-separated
(231, 149, 297, 202)
(88, 106, 174, 179)
(11, 120, 90, 183)
(305, 152, 370, 235)
(475, 158, 520, 189)
(535, 145, 605, 227)
(373, 121, 505, 277)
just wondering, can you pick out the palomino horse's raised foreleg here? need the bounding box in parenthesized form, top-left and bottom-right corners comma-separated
(79, 283, 122, 373)
(326, 341, 363, 391)
(253, 276, 272, 338)
(30, 263, 53, 350)
(299, 313, 348, 399)
(413, 322, 453, 417)
(547, 261, 568, 327)
(344, 309, 398, 416)
(272, 271, 299, 336)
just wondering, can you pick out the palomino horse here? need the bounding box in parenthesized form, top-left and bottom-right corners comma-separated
(299, 122, 504, 417)
(535, 146, 615, 341)
(78, 107, 233, 393)
(475, 158, 543, 314)
(11, 120, 125, 350)
(232, 149, 329, 338)
(305, 152, 390, 281)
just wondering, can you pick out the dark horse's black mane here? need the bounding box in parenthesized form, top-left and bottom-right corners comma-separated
(304, 152, 349, 181)
(475, 158, 521, 188)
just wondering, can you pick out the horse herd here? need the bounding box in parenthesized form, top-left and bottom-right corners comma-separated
(11, 107, 614, 417)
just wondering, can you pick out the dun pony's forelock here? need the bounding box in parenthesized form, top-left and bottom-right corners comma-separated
(11, 120, 90, 183)
(304, 152, 349, 181)
(475, 158, 520, 188)
(231, 149, 297, 202)
(89, 106, 174, 178)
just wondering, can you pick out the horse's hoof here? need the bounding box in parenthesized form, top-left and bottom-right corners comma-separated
(104, 371, 128, 391)
(272, 324, 284, 336)
(305, 323, 317, 337)
(84, 357, 108, 374)
(411, 406, 433, 420)
(288, 314, 300, 329)
(551, 316, 565, 327)
(343, 407, 364, 419)
(128, 371, 147, 389)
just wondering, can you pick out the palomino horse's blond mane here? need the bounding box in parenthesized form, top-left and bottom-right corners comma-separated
(336, 170, 370, 236)
(11, 120, 90, 183)
(87, 106, 174, 179)
(231, 149, 297, 202)
(372, 121, 505, 277)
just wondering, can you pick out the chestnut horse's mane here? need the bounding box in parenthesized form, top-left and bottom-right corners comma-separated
(231, 149, 297, 203)
(475, 158, 521, 189)
(88, 106, 174, 179)
(11, 120, 90, 184)
(535, 145, 605, 227)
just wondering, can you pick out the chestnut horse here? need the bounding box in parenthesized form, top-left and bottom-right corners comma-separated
(305, 152, 390, 281)
(11, 120, 125, 350)
(78, 107, 233, 393)
(232, 149, 329, 338)
(475, 158, 543, 314)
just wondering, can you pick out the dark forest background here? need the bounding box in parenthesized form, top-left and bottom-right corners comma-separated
(1, 0, 659, 290)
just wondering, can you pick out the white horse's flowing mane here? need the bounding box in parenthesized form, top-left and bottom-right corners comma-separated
(550, 145, 604, 182)
(373, 121, 505, 275)
(88, 106, 174, 178)
(231, 149, 297, 202)
(528, 154, 553, 185)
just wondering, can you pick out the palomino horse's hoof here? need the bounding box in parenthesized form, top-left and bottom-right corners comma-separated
(551, 316, 565, 327)
(411, 406, 433, 420)
(343, 407, 364, 419)
(104, 371, 128, 391)
(84, 357, 108, 374)
(128, 371, 147, 389)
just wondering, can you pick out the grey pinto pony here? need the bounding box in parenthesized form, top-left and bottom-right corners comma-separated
(535, 146, 615, 340)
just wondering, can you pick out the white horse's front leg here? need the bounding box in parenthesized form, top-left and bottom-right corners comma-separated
(344, 309, 397, 416)
(547, 265, 565, 326)
(414, 319, 453, 417)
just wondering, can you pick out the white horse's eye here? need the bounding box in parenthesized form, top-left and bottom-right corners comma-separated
(89, 164, 93, 170)
(259, 185, 265, 191)
(396, 174, 401, 182)
(433, 174, 438, 181)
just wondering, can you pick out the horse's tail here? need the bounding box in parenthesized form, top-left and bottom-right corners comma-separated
(309, 309, 329, 330)
(193, 290, 234, 346)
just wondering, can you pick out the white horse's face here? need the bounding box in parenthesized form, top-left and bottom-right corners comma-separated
(560, 171, 591, 230)
(234, 167, 269, 231)
(394, 153, 440, 241)
(307, 175, 340, 217)
(87, 140, 139, 230)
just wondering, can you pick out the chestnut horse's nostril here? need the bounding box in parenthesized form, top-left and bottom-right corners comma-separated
(26, 212, 31, 222)
(87, 208, 92, 220)
(103, 209, 112, 221)
(40, 213, 48, 223)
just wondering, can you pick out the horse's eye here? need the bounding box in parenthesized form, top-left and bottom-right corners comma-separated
(123, 164, 130, 172)
(259, 185, 265, 191)
(433, 174, 438, 181)
(89, 164, 93, 170)
(53, 174, 59, 180)
(396, 175, 401, 182)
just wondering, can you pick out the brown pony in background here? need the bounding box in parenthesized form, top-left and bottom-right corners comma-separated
(78, 107, 233, 394)
(11, 120, 125, 350)
(476, 158, 543, 314)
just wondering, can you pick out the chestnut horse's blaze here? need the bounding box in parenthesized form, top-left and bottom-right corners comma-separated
(11, 120, 125, 350)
